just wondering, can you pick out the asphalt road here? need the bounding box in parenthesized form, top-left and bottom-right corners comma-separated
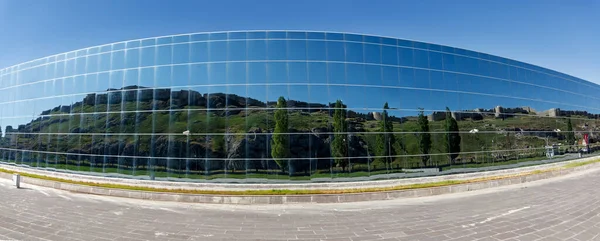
(2, 167, 600, 241)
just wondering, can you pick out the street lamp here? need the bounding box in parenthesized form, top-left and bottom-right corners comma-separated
(470, 129, 480, 163)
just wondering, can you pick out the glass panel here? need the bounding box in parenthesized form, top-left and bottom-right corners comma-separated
(306, 40, 326, 61)
(75, 56, 87, 75)
(328, 63, 346, 85)
(398, 48, 414, 67)
(247, 31, 267, 39)
(267, 31, 286, 39)
(208, 63, 226, 85)
(267, 40, 287, 60)
(287, 40, 307, 60)
(429, 51, 443, 70)
(413, 49, 429, 68)
(267, 63, 287, 84)
(155, 66, 171, 88)
(364, 44, 381, 64)
(326, 41, 345, 62)
(306, 32, 325, 40)
(99, 53, 111, 72)
(172, 65, 189, 87)
(248, 62, 267, 83)
(307, 62, 326, 84)
(172, 43, 190, 64)
(381, 45, 398, 65)
(228, 41, 247, 61)
(442, 53, 456, 72)
(190, 42, 208, 63)
(287, 32, 306, 39)
(247, 40, 267, 61)
(191, 33, 208, 41)
(288, 62, 308, 83)
(209, 41, 227, 62)
(140, 47, 156, 67)
(345, 42, 363, 63)
(156, 45, 172, 65)
(125, 48, 140, 69)
(228, 32, 247, 40)
(382, 66, 399, 86)
(227, 62, 247, 84)
(139, 67, 155, 88)
(190, 64, 208, 85)
(365, 65, 382, 85)
(111, 50, 126, 70)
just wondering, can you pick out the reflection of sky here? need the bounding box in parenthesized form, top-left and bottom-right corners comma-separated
(1, 32, 599, 130)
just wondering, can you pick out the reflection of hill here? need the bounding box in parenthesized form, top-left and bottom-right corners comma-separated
(2, 85, 598, 175)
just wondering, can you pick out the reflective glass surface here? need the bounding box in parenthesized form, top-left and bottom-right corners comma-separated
(0, 31, 598, 183)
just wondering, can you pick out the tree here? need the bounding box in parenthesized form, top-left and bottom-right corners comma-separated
(331, 100, 349, 172)
(444, 107, 461, 165)
(211, 135, 225, 156)
(271, 96, 290, 173)
(376, 102, 396, 169)
(566, 118, 575, 148)
(417, 109, 431, 166)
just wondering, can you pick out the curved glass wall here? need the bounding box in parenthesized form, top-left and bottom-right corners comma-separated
(0, 31, 598, 183)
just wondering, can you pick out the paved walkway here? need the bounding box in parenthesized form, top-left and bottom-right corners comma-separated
(2, 167, 600, 241)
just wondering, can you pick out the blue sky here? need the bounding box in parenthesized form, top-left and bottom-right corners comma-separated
(0, 0, 598, 83)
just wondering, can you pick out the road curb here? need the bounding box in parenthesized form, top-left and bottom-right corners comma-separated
(2, 159, 599, 204)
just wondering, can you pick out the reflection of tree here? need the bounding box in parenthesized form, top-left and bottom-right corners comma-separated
(271, 96, 289, 173)
(566, 118, 575, 149)
(444, 107, 461, 165)
(417, 109, 431, 167)
(4, 84, 600, 179)
(376, 102, 396, 170)
(332, 100, 349, 172)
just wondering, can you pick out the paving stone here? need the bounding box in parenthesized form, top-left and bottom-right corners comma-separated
(2, 163, 600, 241)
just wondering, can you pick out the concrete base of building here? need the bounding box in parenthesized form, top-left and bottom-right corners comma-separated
(0, 156, 599, 204)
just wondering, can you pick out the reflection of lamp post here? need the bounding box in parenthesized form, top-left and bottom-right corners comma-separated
(388, 140, 391, 171)
(491, 139, 495, 163)
(183, 130, 191, 178)
(344, 138, 350, 172)
(365, 144, 371, 174)
(469, 129, 479, 163)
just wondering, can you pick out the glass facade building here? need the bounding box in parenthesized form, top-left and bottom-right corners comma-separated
(0, 31, 598, 183)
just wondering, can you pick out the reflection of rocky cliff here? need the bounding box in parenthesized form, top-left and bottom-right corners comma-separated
(2, 85, 598, 174)
(3, 86, 375, 173)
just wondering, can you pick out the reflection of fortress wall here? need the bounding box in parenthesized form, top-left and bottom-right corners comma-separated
(558, 110, 600, 119)
(537, 108, 560, 117)
(372, 112, 382, 121)
(426, 105, 565, 122)
(427, 111, 485, 122)
(427, 112, 446, 121)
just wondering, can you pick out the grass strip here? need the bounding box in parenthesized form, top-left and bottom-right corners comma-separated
(0, 158, 598, 196)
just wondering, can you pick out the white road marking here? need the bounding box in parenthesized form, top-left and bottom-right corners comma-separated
(462, 206, 531, 228)
(0, 182, 6, 186)
(57, 194, 73, 201)
(113, 211, 123, 216)
(38, 190, 51, 197)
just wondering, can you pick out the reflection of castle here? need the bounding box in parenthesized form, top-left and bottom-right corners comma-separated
(426, 106, 599, 121)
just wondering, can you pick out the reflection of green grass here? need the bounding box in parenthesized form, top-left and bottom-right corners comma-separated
(3, 157, 599, 195)
(6, 152, 572, 181)
(564, 158, 600, 168)
(439, 155, 562, 171)
(8, 160, 408, 181)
